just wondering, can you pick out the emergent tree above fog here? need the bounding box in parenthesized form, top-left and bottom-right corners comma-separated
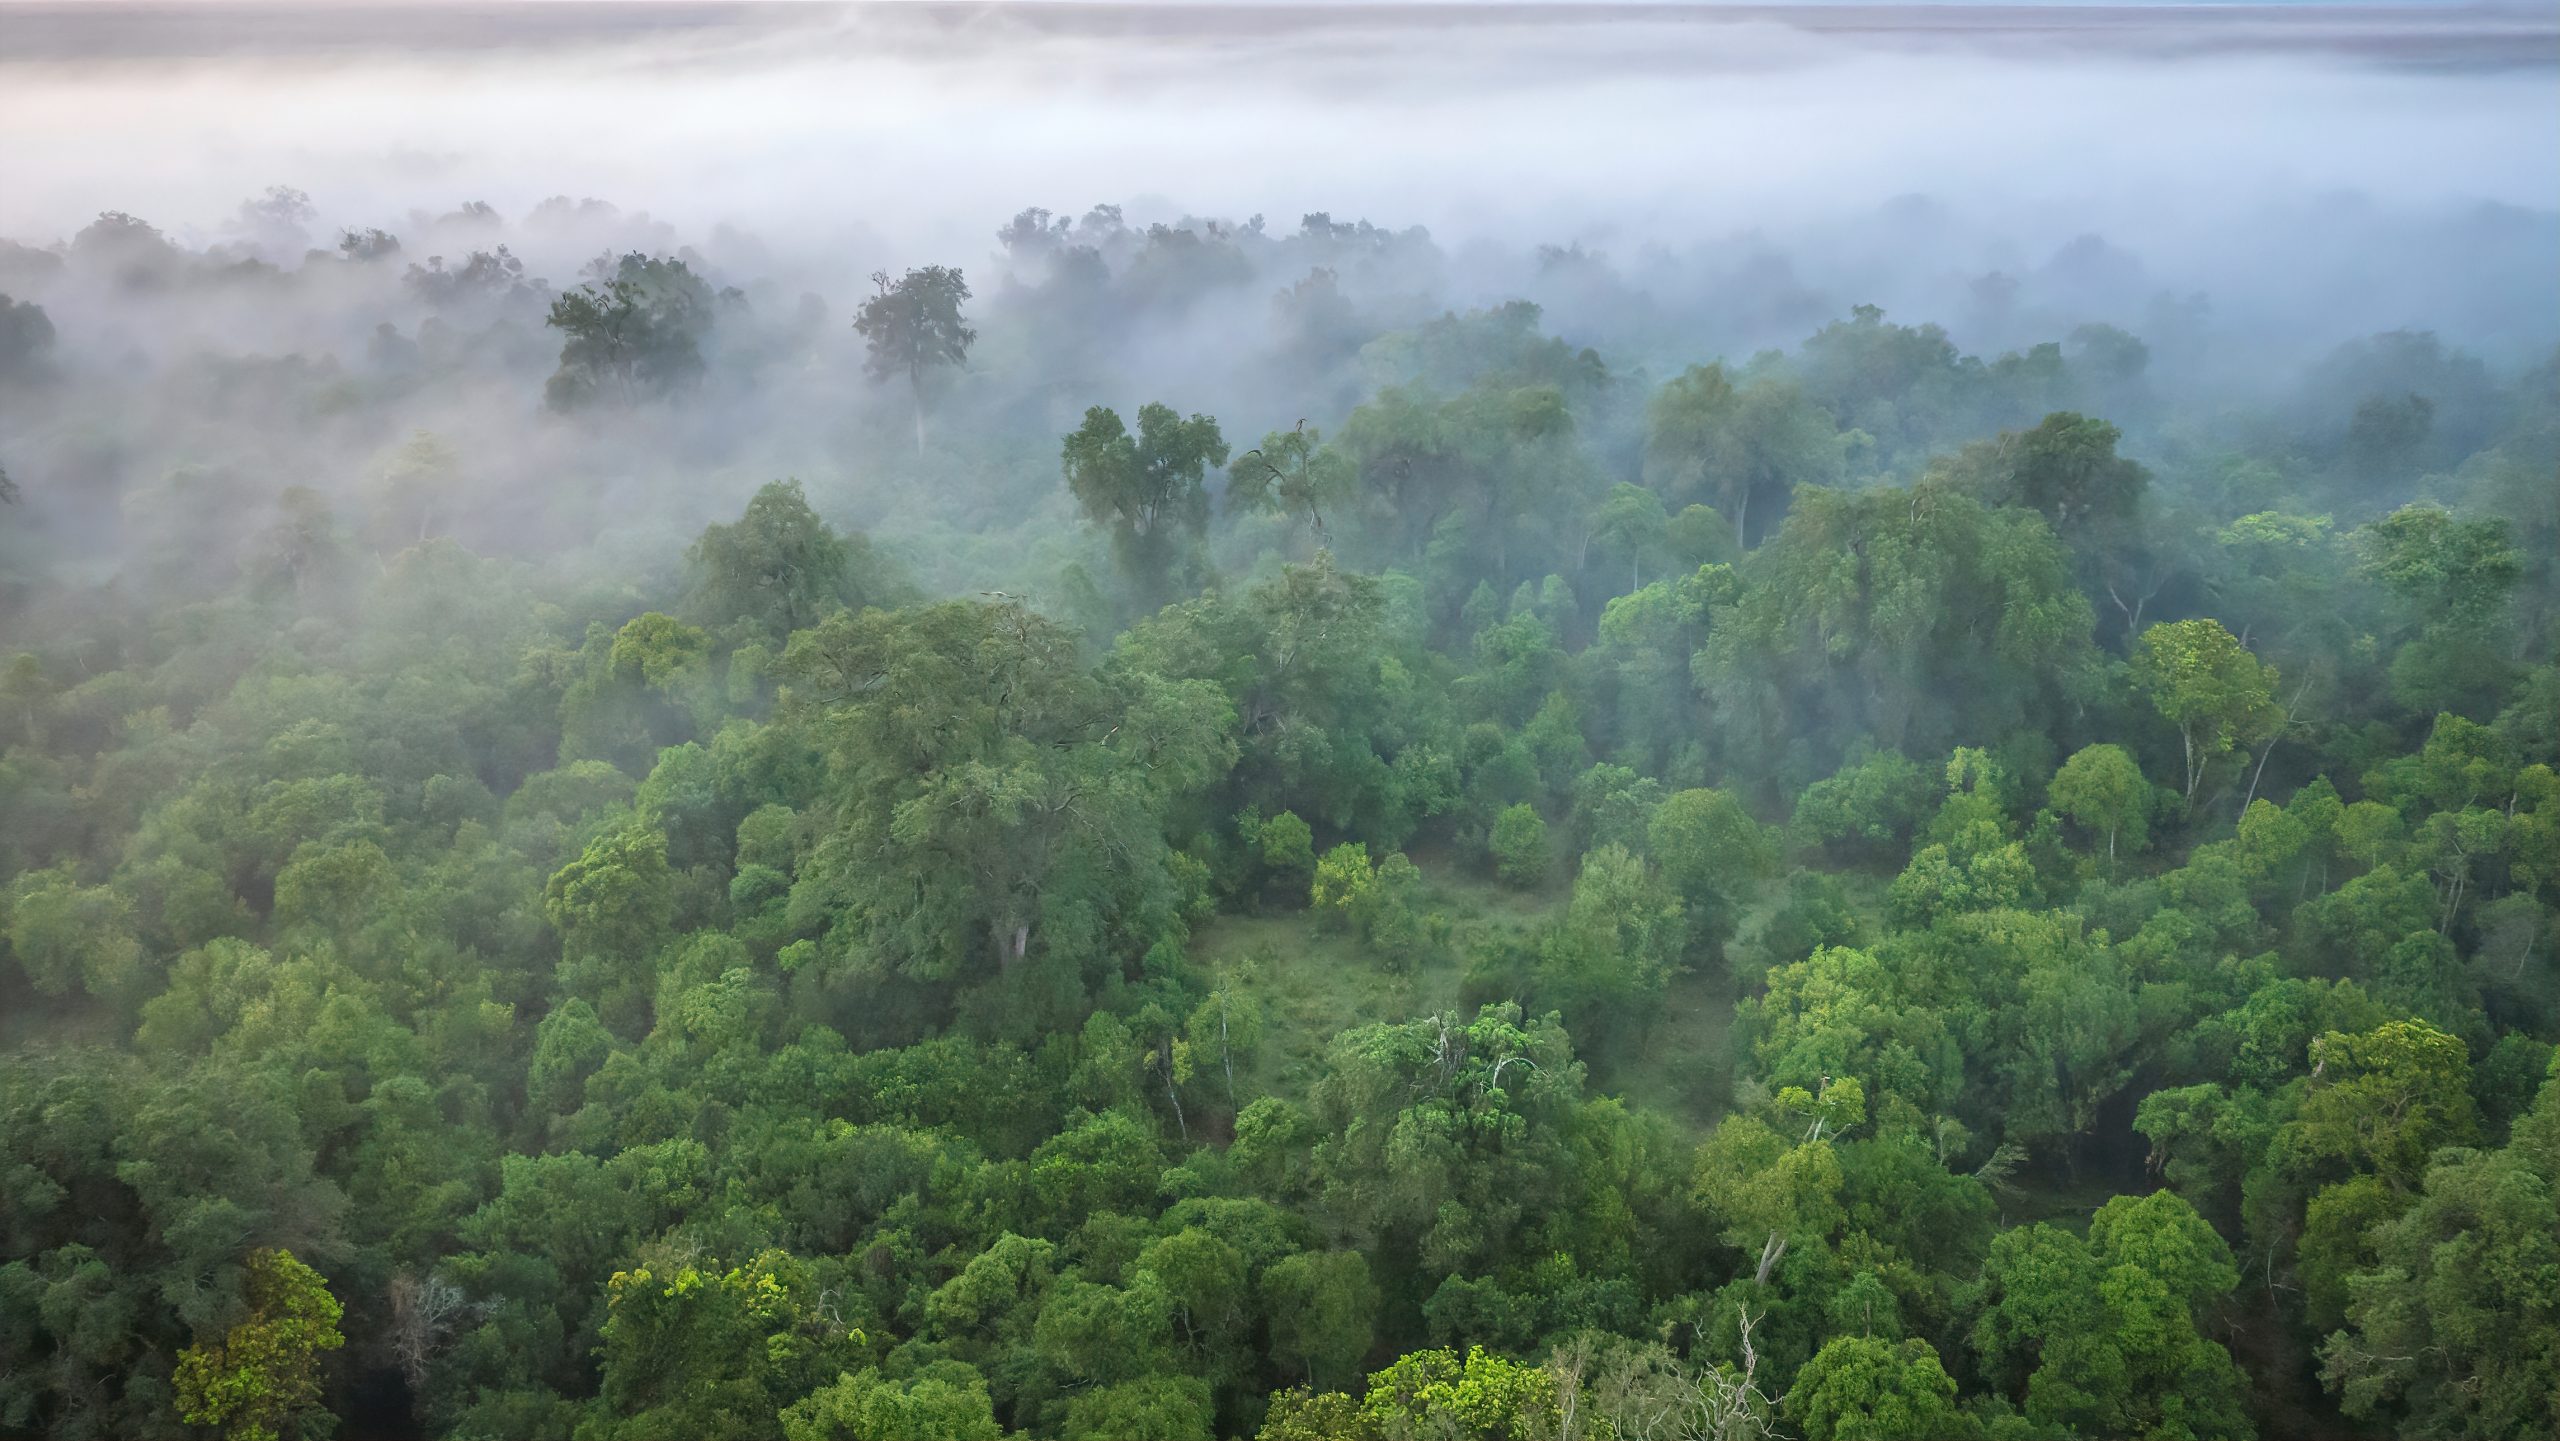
(854, 265, 976, 455)
(542, 253, 715, 410)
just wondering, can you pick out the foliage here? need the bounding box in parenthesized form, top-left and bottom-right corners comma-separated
(543, 253, 715, 409)
(172, 1248, 345, 1441)
(1, 189, 2554, 1441)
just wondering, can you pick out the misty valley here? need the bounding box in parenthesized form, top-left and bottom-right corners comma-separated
(0, 4, 2556, 1441)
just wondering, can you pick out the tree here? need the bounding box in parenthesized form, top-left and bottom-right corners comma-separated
(2278, 1019, 2477, 1189)
(1061, 1375, 1215, 1441)
(543, 253, 714, 409)
(781, 1364, 1003, 1441)
(1783, 1335, 1969, 1441)
(1312, 842, 1426, 966)
(1695, 1110, 1849, 1288)
(358, 430, 460, 546)
(782, 599, 1232, 981)
(1647, 787, 1777, 958)
(1062, 403, 1230, 602)
(1186, 982, 1266, 1106)
(0, 291, 56, 384)
(854, 265, 974, 454)
(1264, 1251, 1379, 1390)
(2320, 1070, 2559, 1438)
(1229, 420, 1354, 537)
(1968, 1192, 2252, 1441)
(1490, 804, 1550, 888)
(2049, 742, 2149, 869)
(1588, 482, 1671, 591)
(1700, 485, 2094, 768)
(386, 1270, 476, 1394)
(686, 479, 892, 642)
(1943, 411, 2148, 544)
(1360, 1346, 1559, 1441)
(1644, 364, 1844, 549)
(2354, 504, 2524, 626)
(173, 1248, 345, 1441)
(1539, 844, 1684, 1054)
(542, 825, 675, 1033)
(594, 1248, 863, 1440)
(2132, 618, 2281, 804)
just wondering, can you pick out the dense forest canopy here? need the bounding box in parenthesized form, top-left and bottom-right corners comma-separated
(3, 5, 2558, 1441)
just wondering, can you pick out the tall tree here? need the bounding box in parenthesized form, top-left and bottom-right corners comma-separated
(1061, 403, 1230, 604)
(854, 265, 975, 454)
(782, 599, 1232, 980)
(2049, 742, 2149, 869)
(2132, 618, 2281, 806)
(1643, 363, 1844, 550)
(543, 253, 715, 409)
(685, 479, 894, 643)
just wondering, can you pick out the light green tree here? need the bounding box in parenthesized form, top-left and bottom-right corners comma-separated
(1784, 1335, 1970, 1441)
(2132, 618, 2282, 804)
(2049, 741, 2149, 869)
(173, 1248, 345, 1441)
(1490, 803, 1550, 888)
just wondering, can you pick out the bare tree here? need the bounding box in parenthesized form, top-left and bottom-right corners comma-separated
(386, 1270, 480, 1392)
(1557, 1313, 1783, 1441)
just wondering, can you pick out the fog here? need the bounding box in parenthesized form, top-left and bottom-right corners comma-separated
(6, 4, 2552, 261)
(0, 1, 2555, 607)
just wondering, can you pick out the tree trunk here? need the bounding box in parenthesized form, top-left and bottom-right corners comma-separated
(1735, 487, 1750, 552)
(1220, 1007, 1236, 1105)
(910, 367, 927, 457)
(1752, 1231, 1788, 1286)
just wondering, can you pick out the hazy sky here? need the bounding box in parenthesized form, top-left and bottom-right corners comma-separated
(1, 3, 2551, 297)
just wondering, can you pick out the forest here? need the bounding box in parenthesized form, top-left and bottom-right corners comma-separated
(0, 157, 2555, 1441)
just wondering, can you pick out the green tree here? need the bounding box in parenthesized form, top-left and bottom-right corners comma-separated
(2354, 504, 2523, 625)
(593, 1249, 863, 1441)
(1784, 1335, 1969, 1441)
(1644, 363, 1844, 549)
(1700, 485, 2094, 769)
(854, 265, 975, 454)
(1060, 1375, 1215, 1441)
(1360, 1346, 1559, 1441)
(2278, 1019, 2478, 1189)
(686, 479, 892, 642)
(1264, 1250, 1379, 1390)
(1490, 804, 1549, 888)
(543, 253, 714, 409)
(2132, 617, 2282, 804)
(2049, 742, 2149, 870)
(1648, 786, 1778, 957)
(1938, 410, 2147, 545)
(780, 1364, 1002, 1441)
(173, 1248, 345, 1441)
(1969, 1191, 2251, 1441)
(0, 291, 55, 384)
(542, 825, 675, 1033)
(1228, 420, 1355, 537)
(1062, 402, 1230, 602)
(782, 599, 1232, 981)
(2320, 1067, 2558, 1438)
(1540, 844, 1684, 1046)
(1587, 482, 1671, 591)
